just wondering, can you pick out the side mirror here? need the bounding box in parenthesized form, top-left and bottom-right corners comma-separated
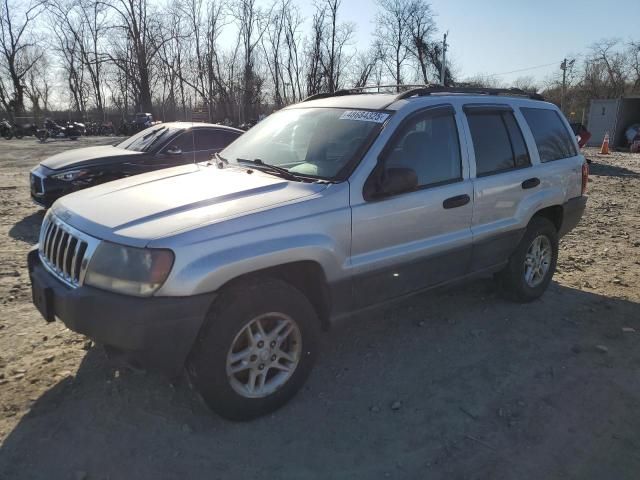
(165, 145, 182, 155)
(377, 167, 418, 197)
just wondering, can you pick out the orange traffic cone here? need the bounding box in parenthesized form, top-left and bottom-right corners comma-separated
(600, 132, 610, 155)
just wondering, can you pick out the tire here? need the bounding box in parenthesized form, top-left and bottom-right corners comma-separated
(496, 216, 558, 303)
(188, 277, 320, 421)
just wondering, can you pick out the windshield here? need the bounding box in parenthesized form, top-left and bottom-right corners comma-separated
(220, 108, 389, 179)
(117, 126, 180, 152)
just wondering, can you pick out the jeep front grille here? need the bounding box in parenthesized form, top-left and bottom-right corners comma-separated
(39, 214, 99, 287)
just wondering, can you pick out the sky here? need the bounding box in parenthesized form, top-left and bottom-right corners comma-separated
(293, 0, 640, 84)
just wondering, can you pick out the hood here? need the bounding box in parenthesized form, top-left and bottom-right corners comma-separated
(41, 145, 142, 170)
(53, 164, 327, 245)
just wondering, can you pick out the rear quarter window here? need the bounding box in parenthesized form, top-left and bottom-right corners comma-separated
(521, 108, 577, 162)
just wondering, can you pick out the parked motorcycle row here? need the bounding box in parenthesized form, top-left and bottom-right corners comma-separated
(0, 116, 145, 142)
(0, 120, 39, 140)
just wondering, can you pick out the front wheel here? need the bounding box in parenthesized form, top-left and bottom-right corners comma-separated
(36, 130, 48, 142)
(496, 216, 558, 302)
(188, 277, 320, 420)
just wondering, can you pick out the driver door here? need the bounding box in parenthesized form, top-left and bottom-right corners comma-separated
(349, 106, 474, 309)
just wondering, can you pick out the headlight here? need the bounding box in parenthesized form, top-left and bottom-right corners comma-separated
(84, 242, 174, 297)
(52, 169, 89, 182)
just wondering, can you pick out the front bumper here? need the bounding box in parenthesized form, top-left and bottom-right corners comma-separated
(30, 167, 73, 208)
(28, 248, 216, 377)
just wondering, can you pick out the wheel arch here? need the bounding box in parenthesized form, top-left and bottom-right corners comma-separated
(532, 204, 563, 231)
(215, 260, 332, 331)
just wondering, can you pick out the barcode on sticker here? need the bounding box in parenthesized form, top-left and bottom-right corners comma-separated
(339, 110, 390, 123)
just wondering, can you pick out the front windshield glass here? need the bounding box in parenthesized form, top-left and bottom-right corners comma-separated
(221, 108, 390, 179)
(117, 125, 180, 152)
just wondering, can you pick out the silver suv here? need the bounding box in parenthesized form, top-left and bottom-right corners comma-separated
(29, 87, 588, 420)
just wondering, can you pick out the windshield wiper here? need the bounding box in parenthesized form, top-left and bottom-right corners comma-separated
(141, 126, 165, 141)
(237, 158, 303, 182)
(213, 151, 229, 168)
(143, 127, 168, 151)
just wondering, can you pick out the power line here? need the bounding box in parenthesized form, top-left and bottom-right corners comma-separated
(486, 61, 563, 78)
(486, 54, 584, 78)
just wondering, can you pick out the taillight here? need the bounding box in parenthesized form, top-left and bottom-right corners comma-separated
(581, 161, 589, 195)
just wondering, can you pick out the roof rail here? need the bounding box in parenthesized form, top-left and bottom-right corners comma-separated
(302, 84, 545, 104)
(396, 85, 545, 101)
(302, 84, 427, 102)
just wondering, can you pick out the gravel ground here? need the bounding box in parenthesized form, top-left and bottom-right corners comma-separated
(0, 139, 639, 480)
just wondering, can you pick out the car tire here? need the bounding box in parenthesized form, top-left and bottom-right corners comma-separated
(496, 216, 558, 303)
(188, 277, 320, 421)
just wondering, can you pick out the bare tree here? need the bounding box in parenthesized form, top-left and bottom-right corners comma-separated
(584, 39, 627, 98)
(320, 0, 354, 93)
(103, 0, 167, 113)
(404, 0, 436, 84)
(23, 47, 51, 119)
(375, 0, 410, 91)
(262, 0, 288, 108)
(512, 76, 539, 93)
(352, 46, 381, 88)
(282, 4, 303, 102)
(230, 0, 270, 122)
(0, 0, 45, 115)
(50, 21, 89, 115)
(305, 7, 325, 96)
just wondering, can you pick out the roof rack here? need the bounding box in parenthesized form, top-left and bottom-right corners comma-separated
(396, 85, 545, 101)
(302, 84, 427, 102)
(302, 84, 544, 103)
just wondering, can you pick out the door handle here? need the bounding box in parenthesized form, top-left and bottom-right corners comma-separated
(522, 177, 540, 189)
(443, 194, 470, 209)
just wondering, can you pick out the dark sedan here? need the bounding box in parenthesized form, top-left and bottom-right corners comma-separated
(30, 122, 243, 208)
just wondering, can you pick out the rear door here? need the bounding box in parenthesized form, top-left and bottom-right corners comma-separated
(349, 105, 474, 308)
(462, 104, 537, 271)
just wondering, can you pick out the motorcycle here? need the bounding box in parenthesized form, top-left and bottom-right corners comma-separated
(36, 119, 84, 142)
(0, 120, 13, 139)
(11, 122, 39, 139)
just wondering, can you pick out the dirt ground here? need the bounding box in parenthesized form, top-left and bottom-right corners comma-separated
(0, 138, 639, 480)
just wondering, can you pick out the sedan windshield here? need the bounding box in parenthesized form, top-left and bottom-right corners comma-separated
(221, 108, 390, 180)
(117, 126, 181, 152)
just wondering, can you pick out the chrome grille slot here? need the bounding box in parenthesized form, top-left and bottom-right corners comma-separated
(38, 214, 99, 288)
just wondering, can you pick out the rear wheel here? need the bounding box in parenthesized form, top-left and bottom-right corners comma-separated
(188, 277, 320, 420)
(496, 216, 558, 302)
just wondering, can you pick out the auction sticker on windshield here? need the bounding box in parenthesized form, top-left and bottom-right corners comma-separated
(339, 110, 390, 123)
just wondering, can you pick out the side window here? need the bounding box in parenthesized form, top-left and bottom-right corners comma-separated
(193, 129, 240, 150)
(164, 132, 194, 153)
(465, 109, 531, 176)
(383, 109, 462, 188)
(521, 108, 577, 162)
(221, 130, 241, 147)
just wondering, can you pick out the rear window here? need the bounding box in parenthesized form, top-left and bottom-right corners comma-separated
(521, 108, 577, 162)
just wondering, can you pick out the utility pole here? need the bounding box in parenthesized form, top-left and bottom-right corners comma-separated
(560, 58, 575, 113)
(440, 32, 448, 86)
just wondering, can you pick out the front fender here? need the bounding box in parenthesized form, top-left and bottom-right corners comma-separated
(159, 234, 345, 296)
